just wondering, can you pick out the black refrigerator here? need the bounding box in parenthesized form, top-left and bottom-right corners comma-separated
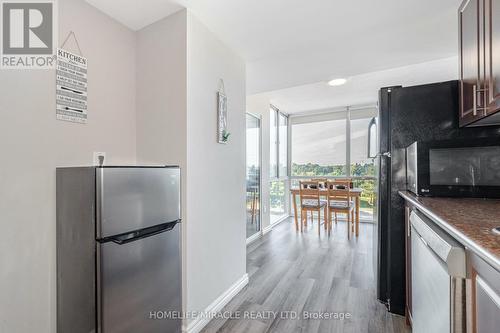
(374, 80, 500, 315)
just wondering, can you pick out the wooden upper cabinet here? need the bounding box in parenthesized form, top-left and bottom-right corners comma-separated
(485, 0, 500, 114)
(459, 0, 483, 126)
(459, 0, 500, 126)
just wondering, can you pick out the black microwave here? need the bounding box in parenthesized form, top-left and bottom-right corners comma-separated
(406, 138, 500, 198)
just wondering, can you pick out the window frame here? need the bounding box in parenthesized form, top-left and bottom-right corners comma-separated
(270, 105, 289, 180)
(269, 105, 290, 224)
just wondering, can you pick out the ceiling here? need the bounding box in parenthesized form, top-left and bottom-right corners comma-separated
(85, 0, 184, 31)
(85, 0, 462, 96)
(265, 57, 458, 114)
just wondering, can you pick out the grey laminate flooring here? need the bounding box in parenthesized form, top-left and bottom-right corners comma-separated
(201, 218, 411, 333)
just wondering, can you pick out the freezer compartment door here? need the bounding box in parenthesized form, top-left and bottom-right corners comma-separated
(97, 167, 180, 238)
(98, 222, 182, 333)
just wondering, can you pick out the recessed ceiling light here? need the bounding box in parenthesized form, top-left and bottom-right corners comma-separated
(327, 78, 347, 86)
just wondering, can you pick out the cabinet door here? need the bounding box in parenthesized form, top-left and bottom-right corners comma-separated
(459, 0, 485, 126)
(474, 274, 500, 333)
(485, 0, 500, 114)
(470, 252, 500, 333)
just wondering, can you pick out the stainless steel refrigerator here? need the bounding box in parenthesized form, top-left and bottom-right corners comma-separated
(57, 166, 182, 333)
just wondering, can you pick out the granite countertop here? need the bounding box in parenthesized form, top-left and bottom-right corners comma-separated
(399, 190, 500, 272)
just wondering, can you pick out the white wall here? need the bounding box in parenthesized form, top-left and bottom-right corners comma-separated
(135, 8, 190, 316)
(136, 10, 187, 168)
(134, 9, 247, 330)
(0, 0, 137, 332)
(185, 11, 247, 319)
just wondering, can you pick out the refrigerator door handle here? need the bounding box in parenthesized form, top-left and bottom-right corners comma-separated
(373, 151, 391, 158)
(98, 220, 181, 245)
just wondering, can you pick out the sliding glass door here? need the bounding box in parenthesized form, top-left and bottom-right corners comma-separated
(246, 113, 261, 239)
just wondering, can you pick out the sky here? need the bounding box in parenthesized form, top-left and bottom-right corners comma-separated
(291, 117, 372, 166)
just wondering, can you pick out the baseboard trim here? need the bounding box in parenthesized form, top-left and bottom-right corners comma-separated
(246, 232, 261, 245)
(247, 215, 290, 243)
(263, 215, 289, 235)
(183, 273, 249, 333)
(262, 224, 273, 235)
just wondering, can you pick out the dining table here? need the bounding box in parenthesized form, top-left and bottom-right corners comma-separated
(290, 187, 364, 236)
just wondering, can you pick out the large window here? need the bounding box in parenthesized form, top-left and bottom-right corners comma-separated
(270, 106, 289, 224)
(350, 116, 375, 177)
(290, 108, 378, 222)
(291, 116, 347, 177)
(350, 110, 377, 220)
(246, 114, 261, 239)
(269, 109, 278, 179)
(270, 180, 286, 224)
(278, 113, 288, 177)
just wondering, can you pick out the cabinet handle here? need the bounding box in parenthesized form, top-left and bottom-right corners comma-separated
(473, 85, 487, 116)
(473, 85, 478, 116)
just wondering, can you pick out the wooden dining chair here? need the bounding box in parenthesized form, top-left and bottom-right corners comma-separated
(326, 180, 355, 239)
(330, 178, 353, 223)
(311, 178, 328, 189)
(299, 180, 327, 235)
(335, 178, 353, 188)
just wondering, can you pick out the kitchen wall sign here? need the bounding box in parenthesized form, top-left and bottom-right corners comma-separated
(217, 79, 229, 143)
(56, 32, 87, 123)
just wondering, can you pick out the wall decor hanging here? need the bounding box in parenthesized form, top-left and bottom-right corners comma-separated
(56, 31, 88, 124)
(217, 79, 229, 143)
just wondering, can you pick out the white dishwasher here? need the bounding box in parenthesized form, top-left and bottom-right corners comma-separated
(410, 211, 466, 333)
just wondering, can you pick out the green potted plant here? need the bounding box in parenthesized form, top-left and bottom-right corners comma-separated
(222, 129, 231, 143)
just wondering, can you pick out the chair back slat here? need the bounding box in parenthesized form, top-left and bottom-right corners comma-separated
(326, 180, 351, 203)
(335, 178, 353, 189)
(299, 181, 320, 205)
(311, 178, 327, 189)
